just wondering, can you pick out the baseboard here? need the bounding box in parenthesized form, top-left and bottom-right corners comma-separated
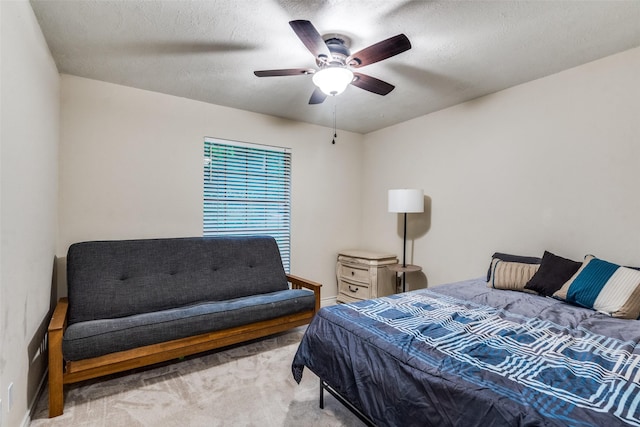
(23, 367, 48, 426)
(321, 296, 337, 307)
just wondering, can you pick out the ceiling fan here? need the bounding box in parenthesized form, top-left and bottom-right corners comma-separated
(254, 20, 411, 104)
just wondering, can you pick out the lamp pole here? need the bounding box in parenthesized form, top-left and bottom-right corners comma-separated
(402, 211, 408, 291)
(402, 212, 407, 268)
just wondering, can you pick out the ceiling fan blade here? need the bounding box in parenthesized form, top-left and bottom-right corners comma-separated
(347, 34, 411, 68)
(351, 72, 395, 95)
(308, 87, 327, 104)
(254, 68, 315, 77)
(289, 20, 332, 60)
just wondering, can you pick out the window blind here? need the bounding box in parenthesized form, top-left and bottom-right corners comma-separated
(203, 138, 291, 271)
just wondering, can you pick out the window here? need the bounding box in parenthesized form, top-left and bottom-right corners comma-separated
(203, 138, 291, 271)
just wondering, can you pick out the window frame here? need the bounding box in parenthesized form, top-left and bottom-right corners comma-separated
(203, 137, 291, 271)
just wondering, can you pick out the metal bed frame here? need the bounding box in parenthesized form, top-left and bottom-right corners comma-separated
(319, 379, 376, 427)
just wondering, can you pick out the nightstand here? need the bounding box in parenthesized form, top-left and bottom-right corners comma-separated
(336, 250, 398, 304)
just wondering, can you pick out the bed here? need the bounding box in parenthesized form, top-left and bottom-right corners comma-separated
(292, 276, 640, 426)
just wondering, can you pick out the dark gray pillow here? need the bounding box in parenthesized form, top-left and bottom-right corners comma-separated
(524, 250, 581, 296)
(486, 252, 542, 281)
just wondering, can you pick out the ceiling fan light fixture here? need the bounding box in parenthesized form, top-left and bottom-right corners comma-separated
(312, 67, 354, 96)
(254, 21, 411, 104)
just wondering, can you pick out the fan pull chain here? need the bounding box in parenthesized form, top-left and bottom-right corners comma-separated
(332, 103, 337, 144)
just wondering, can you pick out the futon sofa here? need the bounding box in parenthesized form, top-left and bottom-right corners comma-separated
(47, 236, 321, 417)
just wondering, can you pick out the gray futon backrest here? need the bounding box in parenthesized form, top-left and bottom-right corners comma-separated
(66, 236, 288, 324)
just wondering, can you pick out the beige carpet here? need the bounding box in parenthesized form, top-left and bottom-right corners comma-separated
(30, 327, 365, 426)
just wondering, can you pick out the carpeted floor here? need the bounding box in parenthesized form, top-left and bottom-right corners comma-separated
(29, 327, 365, 426)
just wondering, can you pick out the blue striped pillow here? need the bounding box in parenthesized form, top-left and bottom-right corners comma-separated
(554, 255, 640, 319)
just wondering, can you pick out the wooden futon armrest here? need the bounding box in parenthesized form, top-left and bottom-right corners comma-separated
(48, 297, 69, 332)
(48, 297, 69, 417)
(287, 274, 322, 313)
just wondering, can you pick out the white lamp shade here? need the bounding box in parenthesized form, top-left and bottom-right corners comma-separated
(312, 67, 354, 96)
(388, 189, 424, 213)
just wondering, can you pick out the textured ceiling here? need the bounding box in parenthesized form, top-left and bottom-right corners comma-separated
(30, 0, 640, 134)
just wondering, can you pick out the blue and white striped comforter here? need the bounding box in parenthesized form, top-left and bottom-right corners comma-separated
(292, 278, 640, 427)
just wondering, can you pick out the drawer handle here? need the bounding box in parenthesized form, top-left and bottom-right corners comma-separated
(348, 285, 359, 293)
(351, 271, 355, 276)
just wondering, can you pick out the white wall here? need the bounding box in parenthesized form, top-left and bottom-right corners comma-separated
(59, 75, 364, 300)
(0, 1, 60, 426)
(5, 6, 638, 420)
(360, 46, 640, 289)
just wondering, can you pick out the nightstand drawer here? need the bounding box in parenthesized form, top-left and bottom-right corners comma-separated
(338, 279, 370, 300)
(339, 265, 370, 283)
(337, 292, 362, 304)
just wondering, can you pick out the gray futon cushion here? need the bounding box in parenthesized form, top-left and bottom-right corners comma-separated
(63, 289, 315, 360)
